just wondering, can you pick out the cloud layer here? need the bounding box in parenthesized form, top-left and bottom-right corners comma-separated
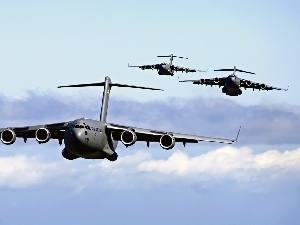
(0, 91, 299, 145)
(2, 146, 299, 190)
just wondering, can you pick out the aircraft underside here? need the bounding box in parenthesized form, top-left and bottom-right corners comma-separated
(222, 86, 242, 96)
(158, 68, 173, 76)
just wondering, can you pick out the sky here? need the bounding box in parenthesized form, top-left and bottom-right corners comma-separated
(0, 1, 300, 224)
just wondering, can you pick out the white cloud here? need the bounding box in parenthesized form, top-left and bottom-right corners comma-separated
(0, 155, 78, 188)
(138, 147, 300, 181)
(1, 146, 300, 190)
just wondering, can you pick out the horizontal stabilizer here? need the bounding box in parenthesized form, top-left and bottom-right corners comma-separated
(112, 83, 163, 91)
(58, 82, 105, 88)
(214, 68, 255, 74)
(157, 55, 188, 59)
(58, 81, 163, 91)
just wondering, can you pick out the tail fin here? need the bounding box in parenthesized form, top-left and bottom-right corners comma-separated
(58, 77, 163, 122)
(157, 54, 188, 66)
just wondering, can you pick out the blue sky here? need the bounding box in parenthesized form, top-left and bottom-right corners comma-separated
(0, 1, 300, 225)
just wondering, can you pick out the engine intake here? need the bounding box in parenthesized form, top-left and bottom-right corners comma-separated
(121, 130, 137, 146)
(160, 134, 175, 150)
(245, 80, 252, 86)
(260, 83, 266, 89)
(1, 129, 16, 145)
(36, 128, 51, 143)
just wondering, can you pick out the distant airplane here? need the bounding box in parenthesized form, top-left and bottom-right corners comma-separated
(0, 77, 239, 161)
(180, 66, 288, 96)
(128, 54, 206, 76)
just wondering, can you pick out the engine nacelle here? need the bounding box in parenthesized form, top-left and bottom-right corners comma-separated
(260, 83, 266, 89)
(35, 128, 51, 143)
(121, 130, 137, 147)
(214, 77, 219, 83)
(160, 134, 175, 150)
(245, 80, 252, 86)
(200, 78, 205, 84)
(185, 68, 190, 73)
(1, 129, 16, 145)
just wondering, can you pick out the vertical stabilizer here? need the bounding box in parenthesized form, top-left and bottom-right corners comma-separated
(58, 76, 162, 123)
(100, 77, 112, 122)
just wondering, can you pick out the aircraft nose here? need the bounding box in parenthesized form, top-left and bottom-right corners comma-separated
(72, 127, 86, 141)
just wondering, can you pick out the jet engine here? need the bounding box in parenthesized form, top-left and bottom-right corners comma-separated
(185, 68, 190, 73)
(260, 84, 266, 89)
(1, 129, 16, 145)
(151, 65, 155, 70)
(214, 78, 219, 83)
(200, 78, 205, 84)
(35, 128, 51, 143)
(121, 130, 137, 146)
(160, 134, 175, 150)
(245, 80, 252, 86)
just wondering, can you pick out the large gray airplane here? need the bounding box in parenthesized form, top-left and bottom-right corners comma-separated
(128, 54, 205, 76)
(180, 66, 288, 96)
(0, 77, 239, 161)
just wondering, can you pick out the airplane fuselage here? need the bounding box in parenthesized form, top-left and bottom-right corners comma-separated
(63, 118, 118, 161)
(222, 75, 242, 96)
(158, 63, 173, 76)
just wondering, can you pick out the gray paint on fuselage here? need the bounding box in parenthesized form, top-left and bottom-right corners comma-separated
(64, 118, 118, 160)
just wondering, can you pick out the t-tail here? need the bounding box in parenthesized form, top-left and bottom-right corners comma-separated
(214, 66, 255, 76)
(58, 76, 163, 122)
(157, 54, 188, 67)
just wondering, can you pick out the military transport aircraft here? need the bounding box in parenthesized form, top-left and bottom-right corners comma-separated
(128, 54, 206, 76)
(0, 77, 239, 161)
(179, 66, 288, 96)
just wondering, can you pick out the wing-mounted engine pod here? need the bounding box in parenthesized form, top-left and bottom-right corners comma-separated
(260, 84, 266, 89)
(214, 77, 219, 83)
(245, 80, 252, 86)
(160, 134, 175, 150)
(35, 128, 51, 143)
(1, 129, 16, 145)
(200, 78, 205, 84)
(121, 130, 137, 147)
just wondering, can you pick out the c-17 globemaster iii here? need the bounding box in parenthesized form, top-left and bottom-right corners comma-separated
(0, 77, 240, 161)
(180, 66, 288, 96)
(128, 54, 206, 76)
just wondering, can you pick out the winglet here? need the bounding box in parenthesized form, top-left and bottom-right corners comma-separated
(234, 126, 242, 143)
(285, 85, 289, 91)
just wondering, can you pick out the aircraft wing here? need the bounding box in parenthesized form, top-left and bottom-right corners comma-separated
(128, 63, 160, 70)
(179, 77, 226, 86)
(106, 123, 239, 145)
(0, 122, 69, 144)
(240, 79, 289, 91)
(173, 66, 204, 73)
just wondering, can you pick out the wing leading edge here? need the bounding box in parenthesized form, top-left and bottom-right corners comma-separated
(106, 123, 240, 145)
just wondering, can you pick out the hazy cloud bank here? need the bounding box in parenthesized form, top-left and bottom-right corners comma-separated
(0, 91, 299, 145)
(1, 146, 299, 190)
